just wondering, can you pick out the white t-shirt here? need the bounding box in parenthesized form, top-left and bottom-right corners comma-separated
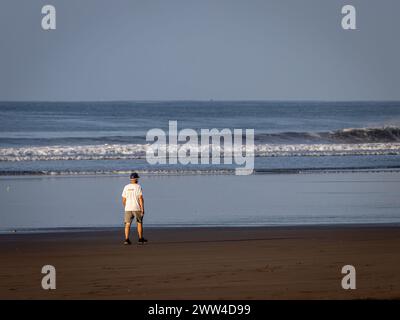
(122, 183, 143, 211)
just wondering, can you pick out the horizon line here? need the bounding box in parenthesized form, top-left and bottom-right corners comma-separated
(1, 99, 400, 103)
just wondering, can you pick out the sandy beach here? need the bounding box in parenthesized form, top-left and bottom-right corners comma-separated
(1, 226, 399, 299)
(1, 171, 400, 300)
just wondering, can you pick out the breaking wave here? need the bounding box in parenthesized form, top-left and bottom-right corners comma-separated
(1, 142, 400, 161)
(255, 126, 400, 143)
(2, 127, 400, 147)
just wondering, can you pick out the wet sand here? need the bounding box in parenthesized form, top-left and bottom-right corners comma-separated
(2, 172, 400, 229)
(1, 226, 400, 299)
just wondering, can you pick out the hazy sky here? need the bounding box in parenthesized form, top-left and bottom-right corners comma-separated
(0, 0, 399, 101)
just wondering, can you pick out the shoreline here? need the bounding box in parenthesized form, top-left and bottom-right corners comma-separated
(2, 172, 400, 230)
(1, 225, 400, 299)
(2, 222, 400, 235)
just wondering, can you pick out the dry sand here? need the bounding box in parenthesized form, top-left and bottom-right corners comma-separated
(1, 226, 400, 299)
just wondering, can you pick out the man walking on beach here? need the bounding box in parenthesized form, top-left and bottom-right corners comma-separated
(122, 172, 147, 245)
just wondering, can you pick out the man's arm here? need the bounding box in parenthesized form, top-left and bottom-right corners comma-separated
(139, 195, 144, 215)
(122, 197, 126, 208)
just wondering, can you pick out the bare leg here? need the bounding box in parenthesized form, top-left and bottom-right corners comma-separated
(125, 222, 131, 240)
(137, 222, 143, 239)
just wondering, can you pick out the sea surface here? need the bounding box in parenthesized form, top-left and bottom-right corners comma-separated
(1, 101, 400, 230)
(1, 101, 400, 174)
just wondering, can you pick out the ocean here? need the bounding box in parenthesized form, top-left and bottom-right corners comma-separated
(1, 100, 400, 174)
(1, 101, 400, 231)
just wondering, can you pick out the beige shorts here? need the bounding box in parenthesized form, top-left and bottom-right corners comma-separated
(124, 211, 143, 224)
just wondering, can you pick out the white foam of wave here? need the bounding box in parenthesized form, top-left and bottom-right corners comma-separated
(254, 143, 400, 156)
(1, 143, 400, 161)
(29, 169, 236, 176)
